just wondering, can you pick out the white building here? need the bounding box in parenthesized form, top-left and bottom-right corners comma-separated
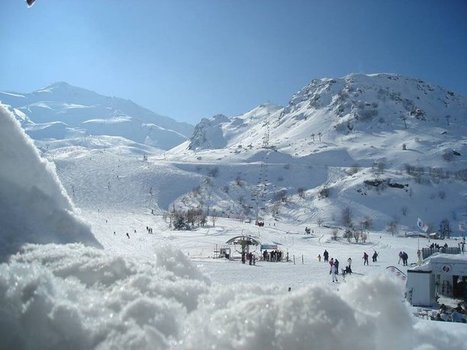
(406, 253, 467, 307)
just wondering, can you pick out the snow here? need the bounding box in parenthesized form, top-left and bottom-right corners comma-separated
(1, 74, 467, 349)
(0, 91, 25, 98)
(1, 240, 466, 350)
(83, 116, 132, 124)
(0, 105, 100, 260)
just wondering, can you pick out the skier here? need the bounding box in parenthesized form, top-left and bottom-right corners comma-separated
(126, 232, 130, 239)
(343, 265, 352, 276)
(372, 251, 378, 262)
(331, 263, 338, 282)
(402, 252, 409, 266)
(334, 259, 339, 275)
(347, 257, 352, 268)
(323, 250, 329, 262)
(363, 252, 369, 265)
(317, 254, 321, 262)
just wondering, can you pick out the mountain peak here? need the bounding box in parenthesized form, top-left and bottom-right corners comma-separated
(36, 81, 74, 93)
(48, 81, 71, 89)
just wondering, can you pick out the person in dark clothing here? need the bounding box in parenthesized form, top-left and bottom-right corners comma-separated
(363, 252, 369, 265)
(334, 259, 339, 275)
(402, 252, 408, 266)
(372, 251, 378, 262)
(323, 250, 329, 262)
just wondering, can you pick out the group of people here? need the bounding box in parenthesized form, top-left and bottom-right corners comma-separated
(432, 303, 467, 323)
(429, 242, 447, 250)
(362, 250, 379, 265)
(242, 252, 257, 265)
(321, 249, 378, 281)
(459, 237, 466, 253)
(398, 251, 409, 266)
(321, 250, 353, 282)
(262, 249, 284, 262)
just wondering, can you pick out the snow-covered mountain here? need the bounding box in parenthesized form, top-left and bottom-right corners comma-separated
(0, 82, 193, 149)
(166, 73, 467, 232)
(185, 73, 466, 157)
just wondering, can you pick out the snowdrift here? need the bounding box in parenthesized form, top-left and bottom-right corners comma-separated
(0, 244, 465, 350)
(0, 105, 101, 260)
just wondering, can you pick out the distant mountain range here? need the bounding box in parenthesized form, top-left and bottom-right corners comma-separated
(0, 82, 193, 150)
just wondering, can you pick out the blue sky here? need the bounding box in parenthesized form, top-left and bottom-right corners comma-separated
(1, 0, 466, 124)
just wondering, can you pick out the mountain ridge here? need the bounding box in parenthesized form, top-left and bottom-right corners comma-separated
(0, 82, 194, 150)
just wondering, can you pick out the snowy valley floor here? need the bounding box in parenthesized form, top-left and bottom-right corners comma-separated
(84, 208, 460, 290)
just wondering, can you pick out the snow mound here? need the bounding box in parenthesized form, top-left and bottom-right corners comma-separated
(0, 244, 464, 350)
(0, 105, 101, 260)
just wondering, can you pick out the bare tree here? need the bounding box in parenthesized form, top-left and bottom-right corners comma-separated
(317, 217, 324, 227)
(361, 216, 373, 231)
(332, 229, 339, 241)
(387, 220, 399, 236)
(341, 207, 353, 228)
(353, 230, 360, 243)
(400, 115, 408, 129)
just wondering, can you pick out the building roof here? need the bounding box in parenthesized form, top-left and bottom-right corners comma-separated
(410, 253, 467, 275)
